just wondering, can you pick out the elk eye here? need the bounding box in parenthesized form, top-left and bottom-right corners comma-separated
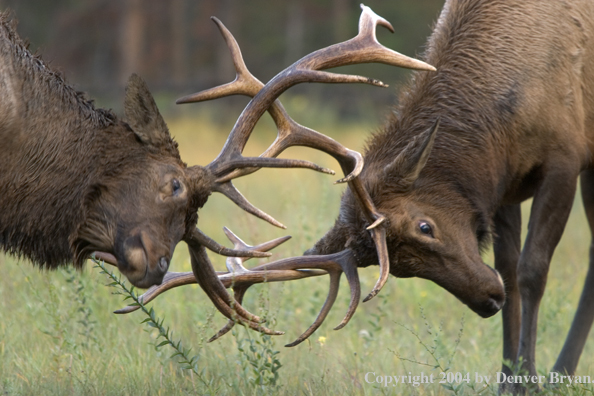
(419, 222, 433, 237)
(171, 178, 181, 194)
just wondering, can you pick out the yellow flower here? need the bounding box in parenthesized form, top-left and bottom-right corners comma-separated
(318, 336, 327, 346)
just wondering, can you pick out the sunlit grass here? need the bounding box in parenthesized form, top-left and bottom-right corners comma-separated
(1, 113, 593, 395)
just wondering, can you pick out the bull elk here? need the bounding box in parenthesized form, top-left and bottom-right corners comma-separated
(119, 0, 594, 391)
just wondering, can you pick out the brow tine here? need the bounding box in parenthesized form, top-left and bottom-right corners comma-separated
(333, 252, 361, 330)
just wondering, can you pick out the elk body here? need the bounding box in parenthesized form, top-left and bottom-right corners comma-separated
(306, 0, 594, 386)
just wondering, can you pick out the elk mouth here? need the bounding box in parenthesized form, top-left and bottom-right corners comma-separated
(466, 295, 504, 318)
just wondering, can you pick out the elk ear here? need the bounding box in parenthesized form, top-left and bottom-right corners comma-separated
(384, 119, 439, 188)
(124, 74, 170, 146)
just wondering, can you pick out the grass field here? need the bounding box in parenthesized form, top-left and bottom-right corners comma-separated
(1, 108, 594, 395)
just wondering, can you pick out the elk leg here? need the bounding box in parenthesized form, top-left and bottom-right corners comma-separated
(516, 165, 578, 383)
(493, 205, 522, 385)
(552, 169, 594, 374)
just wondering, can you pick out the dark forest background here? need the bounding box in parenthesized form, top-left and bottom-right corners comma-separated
(0, 0, 444, 118)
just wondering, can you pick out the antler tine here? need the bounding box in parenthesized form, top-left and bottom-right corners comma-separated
(187, 231, 285, 333)
(113, 267, 326, 314)
(112, 228, 280, 315)
(363, 226, 390, 302)
(208, 286, 249, 343)
(222, 226, 290, 258)
(193, 226, 273, 258)
(176, 17, 262, 104)
(100, 247, 264, 327)
(113, 271, 197, 314)
(213, 181, 286, 229)
(114, 226, 278, 320)
(240, 249, 361, 346)
(284, 270, 342, 347)
(208, 231, 362, 345)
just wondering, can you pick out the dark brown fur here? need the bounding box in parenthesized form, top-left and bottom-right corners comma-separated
(308, 0, 594, 388)
(0, 13, 206, 288)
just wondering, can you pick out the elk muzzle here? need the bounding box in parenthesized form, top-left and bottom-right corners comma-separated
(116, 229, 170, 288)
(454, 265, 505, 318)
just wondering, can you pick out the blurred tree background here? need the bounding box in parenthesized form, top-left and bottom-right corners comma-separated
(0, 0, 444, 120)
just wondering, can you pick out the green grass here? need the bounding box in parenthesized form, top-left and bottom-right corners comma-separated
(1, 113, 594, 395)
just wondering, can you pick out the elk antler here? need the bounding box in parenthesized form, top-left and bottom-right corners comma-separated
(178, 5, 434, 319)
(114, 229, 327, 333)
(114, 228, 359, 347)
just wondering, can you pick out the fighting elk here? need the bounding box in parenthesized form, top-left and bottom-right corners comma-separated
(116, 5, 435, 335)
(121, 0, 594, 389)
(0, 7, 434, 335)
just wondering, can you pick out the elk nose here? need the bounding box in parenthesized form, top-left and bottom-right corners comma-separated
(158, 256, 169, 274)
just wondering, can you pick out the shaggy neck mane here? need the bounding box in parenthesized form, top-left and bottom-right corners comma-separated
(364, 0, 529, 216)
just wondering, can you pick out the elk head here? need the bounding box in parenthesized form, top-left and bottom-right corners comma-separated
(72, 74, 213, 288)
(307, 120, 505, 318)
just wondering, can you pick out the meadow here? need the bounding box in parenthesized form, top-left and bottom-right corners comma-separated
(1, 99, 593, 395)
